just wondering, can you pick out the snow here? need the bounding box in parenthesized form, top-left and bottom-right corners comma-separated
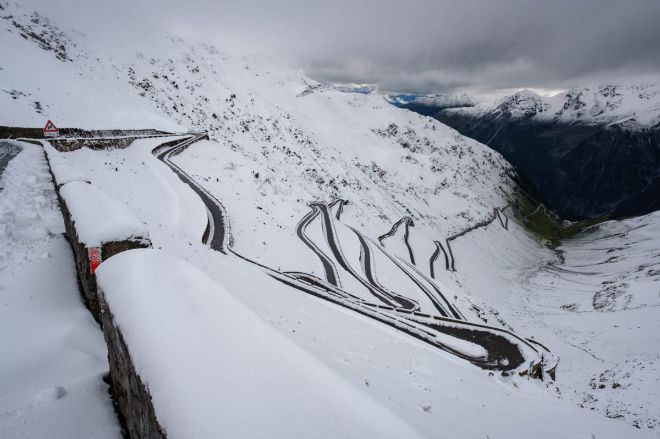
(439, 209, 660, 434)
(0, 5, 183, 132)
(58, 181, 148, 247)
(445, 84, 660, 128)
(0, 142, 119, 438)
(62, 137, 208, 246)
(96, 249, 425, 439)
(49, 158, 90, 187)
(45, 145, 91, 187)
(61, 133, 656, 437)
(0, 0, 658, 437)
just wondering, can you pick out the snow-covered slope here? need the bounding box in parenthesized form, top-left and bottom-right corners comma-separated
(436, 85, 660, 219)
(447, 85, 660, 129)
(441, 207, 660, 433)
(59, 136, 657, 438)
(0, 142, 120, 437)
(1, 0, 659, 437)
(0, 3, 181, 131)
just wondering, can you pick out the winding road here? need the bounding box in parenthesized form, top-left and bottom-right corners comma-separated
(295, 205, 340, 287)
(154, 136, 226, 252)
(150, 135, 556, 378)
(378, 216, 416, 265)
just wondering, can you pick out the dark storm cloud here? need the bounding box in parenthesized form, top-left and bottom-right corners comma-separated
(29, 0, 660, 93)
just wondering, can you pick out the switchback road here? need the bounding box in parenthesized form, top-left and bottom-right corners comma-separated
(151, 135, 556, 378)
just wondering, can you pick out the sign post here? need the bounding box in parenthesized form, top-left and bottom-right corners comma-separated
(43, 120, 59, 138)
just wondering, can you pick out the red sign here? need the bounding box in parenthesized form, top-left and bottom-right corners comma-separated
(43, 120, 59, 137)
(88, 247, 102, 274)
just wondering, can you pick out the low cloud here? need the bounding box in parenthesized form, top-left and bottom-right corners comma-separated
(26, 0, 660, 93)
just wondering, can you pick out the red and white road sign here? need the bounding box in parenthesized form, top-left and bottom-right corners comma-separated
(88, 247, 102, 274)
(43, 120, 59, 137)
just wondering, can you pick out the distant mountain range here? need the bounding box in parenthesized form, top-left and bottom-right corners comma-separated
(451, 85, 660, 129)
(385, 92, 476, 116)
(403, 86, 660, 220)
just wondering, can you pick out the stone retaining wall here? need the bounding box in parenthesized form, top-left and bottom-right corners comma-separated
(98, 293, 167, 439)
(58, 196, 150, 322)
(42, 144, 151, 323)
(38, 137, 196, 437)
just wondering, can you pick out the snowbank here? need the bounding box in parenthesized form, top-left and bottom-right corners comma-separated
(57, 181, 151, 321)
(59, 181, 148, 247)
(0, 142, 120, 438)
(96, 249, 423, 439)
(48, 157, 90, 187)
(42, 141, 89, 186)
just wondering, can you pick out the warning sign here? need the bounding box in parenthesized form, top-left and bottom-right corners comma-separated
(43, 120, 59, 138)
(88, 247, 102, 274)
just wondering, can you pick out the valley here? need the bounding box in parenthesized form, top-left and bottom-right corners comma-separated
(0, 1, 659, 437)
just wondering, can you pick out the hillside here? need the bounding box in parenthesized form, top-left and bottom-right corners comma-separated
(0, 1, 659, 437)
(436, 86, 660, 219)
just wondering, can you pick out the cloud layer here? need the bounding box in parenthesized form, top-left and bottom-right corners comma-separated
(27, 0, 660, 93)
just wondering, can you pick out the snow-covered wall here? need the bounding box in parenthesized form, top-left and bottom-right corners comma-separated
(96, 249, 425, 439)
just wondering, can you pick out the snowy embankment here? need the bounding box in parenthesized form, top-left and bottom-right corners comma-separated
(0, 141, 120, 438)
(97, 249, 424, 439)
(0, 1, 657, 435)
(441, 208, 660, 434)
(59, 136, 653, 438)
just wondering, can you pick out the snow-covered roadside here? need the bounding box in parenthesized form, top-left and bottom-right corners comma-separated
(60, 137, 655, 438)
(97, 249, 426, 439)
(445, 212, 660, 435)
(0, 141, 120, 438)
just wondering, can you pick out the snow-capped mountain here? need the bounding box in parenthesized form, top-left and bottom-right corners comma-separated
(385, 92, 476, 116)
(1, 1, 659, 438)
(452, 85, 660, 129)
(386, 92, 475, 108)
(435, 85, 660, 219)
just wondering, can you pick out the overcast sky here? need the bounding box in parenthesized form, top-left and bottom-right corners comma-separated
(35, 0, 660, 95)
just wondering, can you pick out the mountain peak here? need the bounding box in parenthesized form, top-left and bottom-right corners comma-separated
(493, 89, 547, 119)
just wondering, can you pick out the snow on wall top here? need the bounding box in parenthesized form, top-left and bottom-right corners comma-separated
(96, 249, 423, 439)
(43, 141, 90, 186)
(59, 181, 148, 247)
(49, 157, 90, 186)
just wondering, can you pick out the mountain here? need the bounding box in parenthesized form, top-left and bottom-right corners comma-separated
(461, 86, 660, 127)
(386, 92, 476, 117)
(435, 86, 660, 219)
(1, 1, 659, 437)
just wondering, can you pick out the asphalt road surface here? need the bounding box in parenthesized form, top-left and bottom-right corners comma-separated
(150, 136, 554, 377)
